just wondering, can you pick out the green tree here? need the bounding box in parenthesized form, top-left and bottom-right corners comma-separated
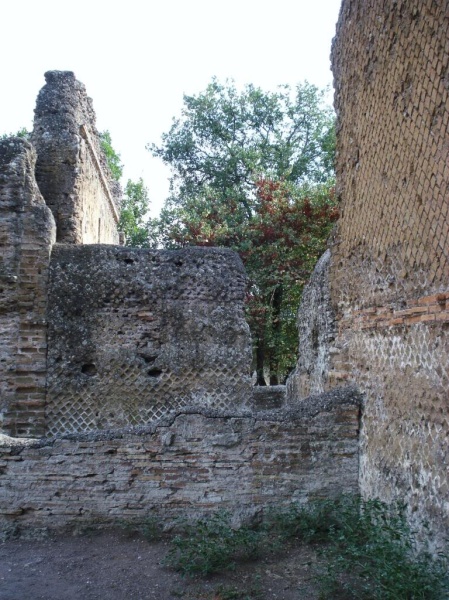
(150, 79, 334, 218)
(99, 130, 123, 181)
(98, 131, 157, 248)
(119, 178, 157, 247)
(151, 80, 337, 383)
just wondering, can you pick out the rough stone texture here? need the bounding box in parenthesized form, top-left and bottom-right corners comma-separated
(0, 139, 56, 438)
(32, 71, 120, 245)
(324, 0, 449, 549)
(45, 245, 253, 436)
(286, 250, 338, 401)
(252, 385, 286, 411)
(0, 388, 361, 534)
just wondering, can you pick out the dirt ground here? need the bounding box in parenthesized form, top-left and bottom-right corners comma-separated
(0, 529, 322, 600)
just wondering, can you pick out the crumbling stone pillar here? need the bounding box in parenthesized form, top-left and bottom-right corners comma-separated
(32, 71, 120, 245)
(0, 138, 56, 437)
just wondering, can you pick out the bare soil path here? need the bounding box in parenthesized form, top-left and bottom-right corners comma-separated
(0, 530, 320, 600)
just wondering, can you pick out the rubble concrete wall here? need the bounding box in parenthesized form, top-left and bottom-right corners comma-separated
(45, 245, 253, 436)
(286, 250, 337, 401)
(32, 71, 120, 245)
(329, 0, 449, 549)
(0, 388, 361, 534)
(0, 139, 56, 438)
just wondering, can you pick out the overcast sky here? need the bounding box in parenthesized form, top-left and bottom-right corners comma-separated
(0, 0, 342, 214)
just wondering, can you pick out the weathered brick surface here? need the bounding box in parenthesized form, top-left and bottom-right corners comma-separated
(0, 388, 361, 534)
(32, 71, 120, 245)
(0, 139, 56, 437)
(45, 245, 253, 436)
(331, 0, 449, 306)
(327, 0, 449, 549)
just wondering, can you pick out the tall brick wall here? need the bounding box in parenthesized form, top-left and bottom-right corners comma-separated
(0, 388, 361, 534)
(328, 0, 449, 549)
(32, 71, 120, 245)
(45, 245, 253, 436)
(0, 139, 56, 437)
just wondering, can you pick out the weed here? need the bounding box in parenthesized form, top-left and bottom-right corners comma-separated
(166, 512, 267, 575)
(165, 495, 449, 599)
(279, 495, 449, 600)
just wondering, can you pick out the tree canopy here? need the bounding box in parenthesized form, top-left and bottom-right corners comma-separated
(118, 178, 158, 248)
(150, 79, 335, 220)
(150, 80, 337, 384)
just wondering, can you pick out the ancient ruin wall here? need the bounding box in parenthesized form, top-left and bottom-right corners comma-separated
(45, 245, 253, 436)
(330, 0, 449, 548)
(286, 250, 338, 401)
(32, 71, 120, 245)
(0, 139, 56, 438)
(0, 388, 361, 534)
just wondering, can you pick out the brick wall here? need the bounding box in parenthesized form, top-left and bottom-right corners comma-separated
(0, 139, 56, 437)
(32, 71, 120, 245)
(329, 0, 449, 549)
(0, 388, 361, 534)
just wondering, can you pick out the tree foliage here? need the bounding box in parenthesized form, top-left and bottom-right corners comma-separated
(151, 80, 337, 383)
(99, 130, 123, 181)
(151, 79, 335, 220)
(98, 131, 157, 248)
(119, 178, 157, 248)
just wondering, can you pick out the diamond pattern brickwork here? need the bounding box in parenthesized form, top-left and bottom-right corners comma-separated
(331, 0, 449, 310)
(330, 0, 449, 550)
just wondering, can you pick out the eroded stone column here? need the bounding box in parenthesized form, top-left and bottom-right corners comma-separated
(0, 138, 56, 437)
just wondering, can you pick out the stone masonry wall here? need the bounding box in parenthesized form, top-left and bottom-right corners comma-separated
(0, 388, 361, 534)
(0, 139, 56, 438)
(32, 71, 120, 245)
(329, 0, 449, 549)
(286, 250, 338, 401)
(45, 245, 253, 436)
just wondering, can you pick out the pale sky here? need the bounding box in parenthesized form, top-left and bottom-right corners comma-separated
(0, 0, 342, 214)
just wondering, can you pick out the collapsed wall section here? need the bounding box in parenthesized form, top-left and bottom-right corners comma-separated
(329, 0, 449, 548)
(32, 71, 120, 245)
(0, 139, 56, 437)
(0, 388, 361, 534)
(46, 245, 253, 436)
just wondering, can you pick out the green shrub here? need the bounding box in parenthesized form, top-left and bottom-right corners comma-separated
(165, 496, 448, 599)
(267, 495, 448, 600)
(315, 497, 448, 599)
(166, 512, 267, 576)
